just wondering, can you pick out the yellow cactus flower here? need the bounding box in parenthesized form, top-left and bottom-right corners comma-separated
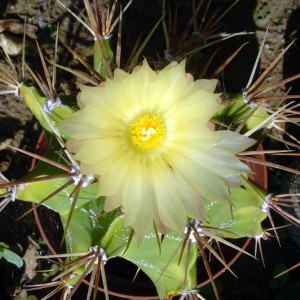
(60, 60, 255, 239)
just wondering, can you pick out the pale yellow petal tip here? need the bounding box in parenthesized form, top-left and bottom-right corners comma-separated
(131, 59, 151, 74)
(63, 58, 256, 239)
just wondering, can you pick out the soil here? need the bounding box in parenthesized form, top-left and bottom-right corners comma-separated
(0, 0, 300, 300)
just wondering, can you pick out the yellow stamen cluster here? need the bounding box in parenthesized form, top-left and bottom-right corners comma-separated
(129, 114, 165, 151)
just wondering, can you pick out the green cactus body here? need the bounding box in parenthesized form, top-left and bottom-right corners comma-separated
(18, 84, 74, 137)
(93, 38, 114, 78)
(214, 94, 271, 133)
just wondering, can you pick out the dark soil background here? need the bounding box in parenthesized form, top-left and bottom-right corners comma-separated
(0, 0, 300, 299)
